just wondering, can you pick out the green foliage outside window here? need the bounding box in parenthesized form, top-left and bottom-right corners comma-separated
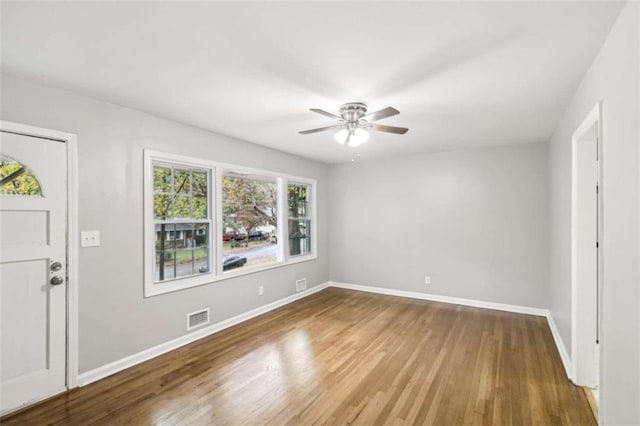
(222, 175, 277, 236)
(0, 155, 42, 196)
(153, 165, 207, 219)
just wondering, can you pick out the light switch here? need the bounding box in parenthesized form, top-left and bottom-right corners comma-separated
(81, 230, 100, 247)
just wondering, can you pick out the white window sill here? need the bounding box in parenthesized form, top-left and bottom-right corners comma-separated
(144, 253, 317, 297)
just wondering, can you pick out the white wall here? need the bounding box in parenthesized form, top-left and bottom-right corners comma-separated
(329, 142, 549, 309)
(0, 74, 330, 374)
(548, 2, 640, 423)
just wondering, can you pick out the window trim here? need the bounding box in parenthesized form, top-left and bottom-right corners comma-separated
(144, 149, 317, 297)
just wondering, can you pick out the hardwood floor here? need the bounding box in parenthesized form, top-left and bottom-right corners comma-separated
(1, 288, 595, 425)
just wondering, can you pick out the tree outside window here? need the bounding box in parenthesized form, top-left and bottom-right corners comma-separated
(222, 173, 278, 269)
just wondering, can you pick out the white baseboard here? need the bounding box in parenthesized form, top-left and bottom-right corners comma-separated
(328, 281, 549, 317)
(545, 312, 573, 379)
(77, 282, 329, 387)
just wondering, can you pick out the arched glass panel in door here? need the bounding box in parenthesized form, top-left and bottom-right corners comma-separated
(0, 154, 43, 196)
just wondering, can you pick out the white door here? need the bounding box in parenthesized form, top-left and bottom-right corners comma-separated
(0, 131, 67, 414)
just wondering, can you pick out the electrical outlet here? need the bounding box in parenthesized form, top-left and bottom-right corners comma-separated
(425, 276, 431, 285)
(295, 278, 307, 292)
(81, 230, 100, 247)
(258, 285, 264, 296)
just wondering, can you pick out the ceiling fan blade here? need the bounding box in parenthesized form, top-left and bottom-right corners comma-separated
(371, 123, 409, 135)
(365, 107, 400, 122)
(310, 108, 343, 121)
(298, 124, 344, 135)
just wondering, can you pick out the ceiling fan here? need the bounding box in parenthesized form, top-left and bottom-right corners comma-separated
(299, 102, 409, 147)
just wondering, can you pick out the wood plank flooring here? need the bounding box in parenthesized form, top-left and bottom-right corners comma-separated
(1, 288, 596, 425)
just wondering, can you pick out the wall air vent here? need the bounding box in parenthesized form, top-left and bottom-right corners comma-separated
(295, 278, 307, 292)
(187, 308, 210, 331)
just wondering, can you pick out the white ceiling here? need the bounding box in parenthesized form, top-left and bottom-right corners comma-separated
(1, 1, 624, 164)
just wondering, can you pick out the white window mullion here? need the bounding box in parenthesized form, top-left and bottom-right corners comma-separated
(311, 179, 318, 257)
(215, 166, 224, 277)
(143, 150, 155, 296)
(279, 177, 288, 263)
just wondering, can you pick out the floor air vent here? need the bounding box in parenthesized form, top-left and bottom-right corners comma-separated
(187, 308, 210, 330)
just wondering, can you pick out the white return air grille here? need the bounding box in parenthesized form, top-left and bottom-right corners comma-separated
(187, 308, 210, 331)
(295, 278, 307, 292)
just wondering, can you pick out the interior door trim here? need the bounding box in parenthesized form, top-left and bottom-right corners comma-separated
(0, 120, 79, 391)
(569, 101, 603, 395)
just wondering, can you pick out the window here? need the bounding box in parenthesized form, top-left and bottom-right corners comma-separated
(222, 172, 279, 271)
(152, 162, 212, 284)
(288, 182, 312, 256)
(0, 154, 42, 196)
(144, 150, 316, 297)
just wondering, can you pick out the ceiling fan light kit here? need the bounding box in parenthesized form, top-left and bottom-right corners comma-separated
(299, 102, 409, 147)
(334, 128, 369, 147)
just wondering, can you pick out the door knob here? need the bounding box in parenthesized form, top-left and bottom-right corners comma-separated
(50, 276, 64, 286)
(50, 261, 62, 272)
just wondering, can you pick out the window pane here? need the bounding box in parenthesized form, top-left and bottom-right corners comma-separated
(153, 166, 172, 193)
(155, 223, 175, 251)
(174, 249, 195, 278)
(154, 194, 172, 219)
(194, 247, 210, 274)
(154, 223, 207, 279)
(174, 225, 191, 249)
(0, 154, 43, 196)
(155, 251, 176, 282)
(192, 171, 208, 196)
(155, 222, 210, 283)
(222, 173, 279, 271)
(174, 169, 191, 195)
(194, 223, 209, 248)
(288, 183, 309, 218)
(173, 195, 191, 218)
(289, 219, 311, 256)
(192, 195, 207, 219)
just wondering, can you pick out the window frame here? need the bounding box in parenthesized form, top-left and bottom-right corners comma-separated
(144, 151, 215, 296)
(287, 181, 314, 258)
(144, 150, 317, 297)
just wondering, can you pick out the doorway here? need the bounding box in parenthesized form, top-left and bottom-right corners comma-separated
(0, 122, 78, 415)
(571, 103, 602, 404)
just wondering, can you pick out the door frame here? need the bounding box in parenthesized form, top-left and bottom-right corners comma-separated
(570, 101, 603, 386)
(0, 120, 79, 390)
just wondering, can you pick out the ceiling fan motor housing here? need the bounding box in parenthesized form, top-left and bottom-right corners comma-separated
(339, 102, 368, 124)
